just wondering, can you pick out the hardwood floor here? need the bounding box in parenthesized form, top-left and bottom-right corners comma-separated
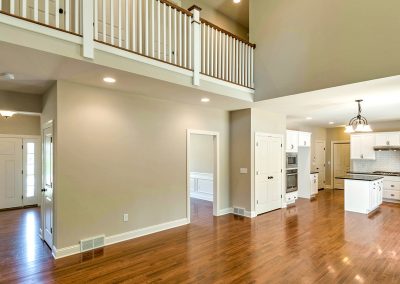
(1, 190, 400, 283)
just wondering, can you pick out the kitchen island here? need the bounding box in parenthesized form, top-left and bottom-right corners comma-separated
(335, 175, 384, 214)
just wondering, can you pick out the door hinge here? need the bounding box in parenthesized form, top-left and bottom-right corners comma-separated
(281, 144, 283, 148)
(51, 228, 53, 234)
(21, 170, 23, 175)
(281, 194, 283, 198)
(324, 148, 326, 151)
(257, 200, 258, 204)
(21, 195, 23, 199)
(51, 137, 53, 143)
(256, 142, 259, 147)
(22, 145, 23, 150)
(281, 169, 283, 173)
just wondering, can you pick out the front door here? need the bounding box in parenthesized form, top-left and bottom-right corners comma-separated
(43, 127, 54, 248)
(0, 138, 23, 209)
(315, 141, 326, 189)
(255, 134, 282, 215)
(333, 143, 350, 189)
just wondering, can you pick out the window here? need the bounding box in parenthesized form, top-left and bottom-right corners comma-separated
(26, 142, 35, 198)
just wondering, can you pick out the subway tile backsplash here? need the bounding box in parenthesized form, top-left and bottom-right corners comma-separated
(352, 151, 400, 172)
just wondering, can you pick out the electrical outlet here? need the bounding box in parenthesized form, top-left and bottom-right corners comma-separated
(240, 168, 248, 174)
(123, 214, 128, 222)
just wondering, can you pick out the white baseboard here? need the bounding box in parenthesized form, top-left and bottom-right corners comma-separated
(52, 218, 189, 259)
(245, 210, 257, 218)
(325, 184, 332, 189)
(216, 207, 233, 216)
(190, 192, 213, 202)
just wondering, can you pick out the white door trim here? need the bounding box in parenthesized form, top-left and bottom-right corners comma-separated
(254, 132, 285, 212)
(330, 140, 350, 189)
(187, 129, 220, 220)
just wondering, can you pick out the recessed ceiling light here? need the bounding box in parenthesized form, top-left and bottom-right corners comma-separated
(306, 117, 312, 120)
(201, 98, 210, 103)
(103, 77, 116, 83)
(329, 122, 335, 125)
(233, 0, 241, 3)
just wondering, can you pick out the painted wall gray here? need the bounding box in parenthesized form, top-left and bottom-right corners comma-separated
(190, 134, 214, 174)
(250, 0, 400, 101)
(0, 114, 40, 135)
(55, 81, 230, 248)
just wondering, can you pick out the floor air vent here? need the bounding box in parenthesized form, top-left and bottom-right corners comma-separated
(80, 235, 105, 252)
(233, 207, 245, 216)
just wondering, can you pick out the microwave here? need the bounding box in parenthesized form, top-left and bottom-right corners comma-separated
(286, 153, 298, 169)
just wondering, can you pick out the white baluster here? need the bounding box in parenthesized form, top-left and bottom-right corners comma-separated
(10, 0, 15, 14)
(174, 9, 177, 64)
(102, 0, 106, 41)
(22, 0, 27, 18)
(178, 11, 182, 66)
(188, 15, 191, 69)
(110, 0, 114, 45)
(118, 0, 122, 47)
(34, 0, 39, 21)
(93, 0, 97, 39)
(222, 33, 225, 80)
(125, 0, 129, 49)
(225, 34, 228, 81)
(157, 0, 160, 59)
(151, 0, 154, 57)
(218, 30, 222, 78)
(183, 14, 186, 68)
(139, 0, 142, 53)
(163, 3, 166, 62)
(133, 0, 136, 51)
(55, 0, 59, 28)
(207, 25, 210, 75)
(251, 47, 254, 88)
(168, 6, 171, 63)
(145, 0, 149, 55)
(65, 0, 70, 31)
(201, 24, 205, 73)
(210, 27, 214, 77)
(74, 0, 78, 33)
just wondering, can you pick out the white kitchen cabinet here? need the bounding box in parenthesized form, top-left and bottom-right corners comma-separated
(286, 130, 299, 153)
(344, 177, 383, 214)
(350, 134, 375, 160)
(298, 132, 311, 147)
(375, 133, 400, 146)
(383, 177, 400, 202)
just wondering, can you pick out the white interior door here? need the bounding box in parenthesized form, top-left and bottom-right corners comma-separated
(43, 127, 54, 248)
(333, 143, 350, 190)
(0, 138, 23, 209)
(255, 134, 282, 215)
(23, 138, 41, 206)
(314, 141, 325, 189)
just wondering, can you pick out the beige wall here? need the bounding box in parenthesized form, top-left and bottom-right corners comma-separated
(0, 114, 40, 135)
(190, 134, 213, 173)
(250, 0, 400, 101)
(182, 0, 249, 40)
(0, 90, 42, 113)
(55, 80, 230, 248)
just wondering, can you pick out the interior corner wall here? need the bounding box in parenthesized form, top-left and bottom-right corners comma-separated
(0, 90, 42, 113)
(230, 109, 252, 211)
(55, 80, 230, 248)
(251, 108, 286, 211)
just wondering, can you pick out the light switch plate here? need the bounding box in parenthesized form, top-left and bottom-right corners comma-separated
(123, 214, 129, 222)
(240, 168, 248, 174)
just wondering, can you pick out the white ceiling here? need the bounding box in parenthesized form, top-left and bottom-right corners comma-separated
(255, 75, 400, 128)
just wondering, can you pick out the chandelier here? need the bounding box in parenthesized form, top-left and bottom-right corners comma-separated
(344, 100, 372, 133)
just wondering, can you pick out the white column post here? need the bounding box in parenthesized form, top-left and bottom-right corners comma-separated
(82, 0, 94, 59)
(189, 5, 201, 86)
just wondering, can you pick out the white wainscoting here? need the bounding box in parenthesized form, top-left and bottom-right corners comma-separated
(190, 172, 213, 202)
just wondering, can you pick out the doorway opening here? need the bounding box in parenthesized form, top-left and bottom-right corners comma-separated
(314, 140, 326, 190)
(331, 141, 350, 190)
(187, 130, 219, 221)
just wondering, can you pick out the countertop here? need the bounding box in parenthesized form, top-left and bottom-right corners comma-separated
(336, 175, 384, 181)
(347, 171, 400, 177)
(310, 171, 319, 174)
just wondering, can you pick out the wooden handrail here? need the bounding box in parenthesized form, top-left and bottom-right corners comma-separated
(200, 18, 256, 48)
(158, 0, 193, 17)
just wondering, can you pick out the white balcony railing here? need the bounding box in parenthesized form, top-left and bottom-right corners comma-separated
(0, 0, 255, 89)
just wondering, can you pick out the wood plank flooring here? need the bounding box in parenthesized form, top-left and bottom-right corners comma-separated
(1, 190, 400, 283)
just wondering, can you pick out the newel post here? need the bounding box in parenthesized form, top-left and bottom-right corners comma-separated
(189, 5, 202, 86)
(82, 0, 94, 59)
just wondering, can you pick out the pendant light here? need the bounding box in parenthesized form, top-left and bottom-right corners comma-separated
(344, 100, 372, 133)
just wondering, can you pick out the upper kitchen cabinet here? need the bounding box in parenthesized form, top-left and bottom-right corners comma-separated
(286, 130, 299, 153)
(350, 134, 376, 160)
(298, 132, 311, 147)
(375, 133, 400, 146)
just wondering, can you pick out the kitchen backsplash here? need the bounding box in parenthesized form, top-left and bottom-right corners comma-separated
(352, 151, 400, 172)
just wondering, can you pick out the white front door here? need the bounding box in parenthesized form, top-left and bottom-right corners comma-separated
(0, 138, 23, 209)
(333, 143, 350, 190)
(255, 134, 282, 215)
(43, 127, 54, 248)
(315, 141, 326, 189)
